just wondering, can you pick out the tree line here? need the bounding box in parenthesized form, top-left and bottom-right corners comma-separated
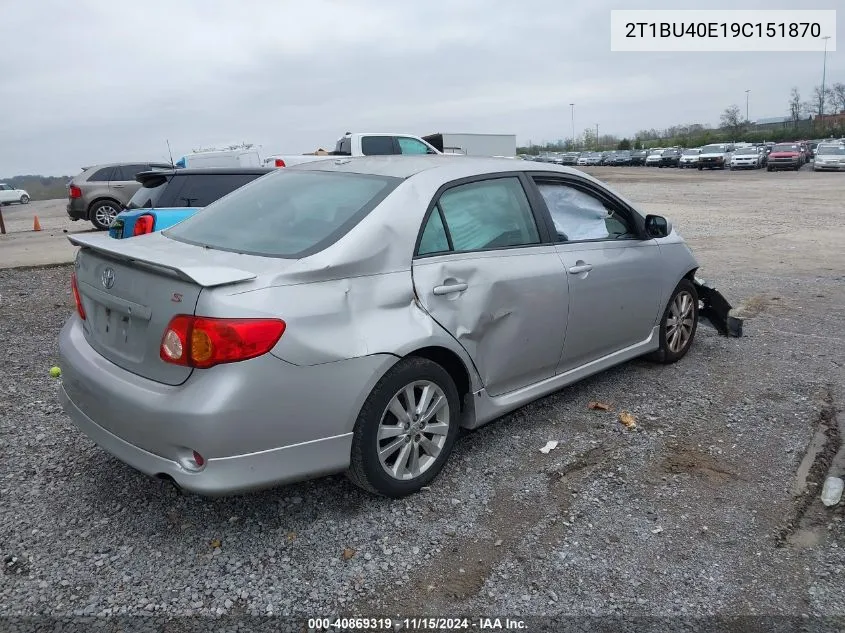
(519, 82, 845, 154)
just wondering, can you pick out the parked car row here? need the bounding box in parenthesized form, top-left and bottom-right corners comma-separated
(523, 138, 845, 173)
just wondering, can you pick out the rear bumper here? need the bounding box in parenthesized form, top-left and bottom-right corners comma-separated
(66, 199, 87, 220)
(57, 317, 397, 495)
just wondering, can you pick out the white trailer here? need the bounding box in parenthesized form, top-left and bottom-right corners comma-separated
(422, 133, 517, 157)
(176, 146, 262, 168)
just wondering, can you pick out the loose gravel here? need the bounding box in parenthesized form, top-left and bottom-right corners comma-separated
(1, 169, 844, 629)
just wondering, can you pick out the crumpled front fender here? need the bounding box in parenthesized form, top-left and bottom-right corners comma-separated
(694, 276, 743, 337)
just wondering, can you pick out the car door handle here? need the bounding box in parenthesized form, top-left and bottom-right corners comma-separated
(433, 282, 468, 295)
(111, 184, 125, 188)
(568, 263, 593, 274)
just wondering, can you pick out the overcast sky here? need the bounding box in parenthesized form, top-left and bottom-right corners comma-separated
(1, 0, 842, 176)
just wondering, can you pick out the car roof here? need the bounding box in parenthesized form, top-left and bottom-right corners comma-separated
(289, 155, 586, 180)
(83, 161, 173, 170)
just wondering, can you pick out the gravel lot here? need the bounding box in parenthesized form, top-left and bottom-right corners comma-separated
(1, 167, 844, 629)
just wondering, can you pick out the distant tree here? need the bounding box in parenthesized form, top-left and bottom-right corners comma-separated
(811, 85, 835, 116)
(789, 87, 802, 123)
(581, 128, 596, 150)
(832, 83, 845, 114)
(617, 138, 631, 150)
(720, 104, 743, 137)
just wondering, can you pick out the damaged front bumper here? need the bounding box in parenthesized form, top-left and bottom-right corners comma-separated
(694, 277, 743, 337)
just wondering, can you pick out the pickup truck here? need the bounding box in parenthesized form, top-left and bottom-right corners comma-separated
(766, 143, 805, 171)
(263, 132, 441, 168)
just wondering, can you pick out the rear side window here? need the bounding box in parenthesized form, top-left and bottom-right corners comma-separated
(165, 170, 399, 257)
(418, 177, 540, 254)
(159, 173, 264, 207)
(397, 137, 431, 155)
(88, 167, 113, 182)
(115, 164, 148, 181)
(361, 136, 396, 155)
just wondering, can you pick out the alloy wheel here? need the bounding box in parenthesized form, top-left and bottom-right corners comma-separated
(377, 380, 450, 481)
(666, 291, 695, 353)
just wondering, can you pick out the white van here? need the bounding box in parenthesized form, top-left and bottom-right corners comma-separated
(176, 148, 262, 169)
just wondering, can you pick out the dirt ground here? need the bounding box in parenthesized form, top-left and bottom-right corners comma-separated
(1, 165, 844, 629)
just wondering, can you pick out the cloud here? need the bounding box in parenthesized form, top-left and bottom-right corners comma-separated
(0, 0, 842, 175)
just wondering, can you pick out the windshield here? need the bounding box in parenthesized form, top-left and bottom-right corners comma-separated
(682, 149, 700, 155)
(772, 144, 799, 152)
(615, 150, 631, 156)
(817, 145, 845, 155)
(165, 170, 399, 258)
(700, 145, 726, 154)
(736, 149, 759, 156)
(661, 149, 678, 156)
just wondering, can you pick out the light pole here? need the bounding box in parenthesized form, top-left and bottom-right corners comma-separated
(821, 35, 831, 120)
(569, 103, 575, 149)
(745, 89, 750, 124)
(595, 124, 599, 150)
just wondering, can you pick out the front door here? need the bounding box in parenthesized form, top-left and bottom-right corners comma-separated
(412, 175, 569, 397)
(530, 177, 663, 373)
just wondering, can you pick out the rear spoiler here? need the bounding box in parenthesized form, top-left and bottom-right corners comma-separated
(67, 233, 257, 288)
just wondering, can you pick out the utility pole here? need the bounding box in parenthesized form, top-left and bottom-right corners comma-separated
(595, 124, 599, 150)
(745, 89, 750, 124)
(569, 103, 575, 149)
(821, 36, 831, 120)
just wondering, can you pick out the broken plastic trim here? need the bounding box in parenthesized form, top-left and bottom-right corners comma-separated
(694, 276, 743, 337)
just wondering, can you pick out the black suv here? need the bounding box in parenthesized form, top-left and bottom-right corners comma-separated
(109, 167, 274, 238)
(631, 150, 648, 166)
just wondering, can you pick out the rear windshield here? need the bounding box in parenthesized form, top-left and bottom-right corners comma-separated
(125, 175, 170, 210)
(165, 170, 399, 258)
(156, 173, 266, 208)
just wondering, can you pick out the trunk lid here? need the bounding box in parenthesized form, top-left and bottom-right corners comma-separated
(69, 232, 263, 385)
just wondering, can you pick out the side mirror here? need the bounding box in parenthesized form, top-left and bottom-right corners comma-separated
(645, 214, 671, 238)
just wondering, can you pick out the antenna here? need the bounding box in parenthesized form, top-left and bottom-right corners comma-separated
(166, 139, 174, 166)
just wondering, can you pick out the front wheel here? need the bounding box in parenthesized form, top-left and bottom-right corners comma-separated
(20, 194, 30, 204)
(348, 357, 460, 497)
(648, 279, 699, 364)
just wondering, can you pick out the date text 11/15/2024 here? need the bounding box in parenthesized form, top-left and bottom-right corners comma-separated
(307, 617, 528, 630)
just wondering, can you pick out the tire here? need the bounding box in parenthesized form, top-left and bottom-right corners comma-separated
(648, 279, 699, 364)
(348, 357, 460, 498)
(19, 194, 29, 204)
(767, 166, 773, 172)
(697, 166, 703, 171)
(89, 200, 122, 230)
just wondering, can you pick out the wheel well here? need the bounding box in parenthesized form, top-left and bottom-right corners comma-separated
(87, 197, 122, 215)
(683, 268, 698, 282)
(407, 346, 471, 408)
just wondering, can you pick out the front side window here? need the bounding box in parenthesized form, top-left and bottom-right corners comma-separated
(430, 177, 540, 252)
(165, 170, 398, 258)
(361, 136, 396, 156)
(535, 181, 634, 242)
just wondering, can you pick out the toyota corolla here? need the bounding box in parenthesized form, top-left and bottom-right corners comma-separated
(59, 156, 718, 498)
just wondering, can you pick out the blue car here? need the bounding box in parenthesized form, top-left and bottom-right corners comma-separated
(109, 167, 274, 238)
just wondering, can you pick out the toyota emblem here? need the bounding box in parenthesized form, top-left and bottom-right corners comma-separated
(101, 267, 115, 289)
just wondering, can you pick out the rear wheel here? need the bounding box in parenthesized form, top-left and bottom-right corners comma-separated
(348, 357, 460, 497)
(90, 200, 121, 230)
(648, 279, 698, 364)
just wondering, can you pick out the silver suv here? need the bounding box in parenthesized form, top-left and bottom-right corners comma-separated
(66, 162, 172, 230)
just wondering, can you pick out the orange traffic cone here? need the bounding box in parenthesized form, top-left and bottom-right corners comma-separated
(33, 216, 41, 231)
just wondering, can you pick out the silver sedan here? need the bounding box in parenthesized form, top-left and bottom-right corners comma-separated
(59, 156, 702, 498)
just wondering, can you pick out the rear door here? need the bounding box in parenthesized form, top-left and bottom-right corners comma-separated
(109, 164, 149, 205)
(360, 135, 399, 156)
(529, 175, 663, 373)
(412, 174, 569, 397)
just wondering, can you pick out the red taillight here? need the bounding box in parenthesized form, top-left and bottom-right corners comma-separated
(71, 272, 86, 320)
(132, 215, 154, 236)
(192, 451, 205, 467)
(68, 185, 82, 199)
(274, 158, 286, 168)
(160, 316, 286, 368)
